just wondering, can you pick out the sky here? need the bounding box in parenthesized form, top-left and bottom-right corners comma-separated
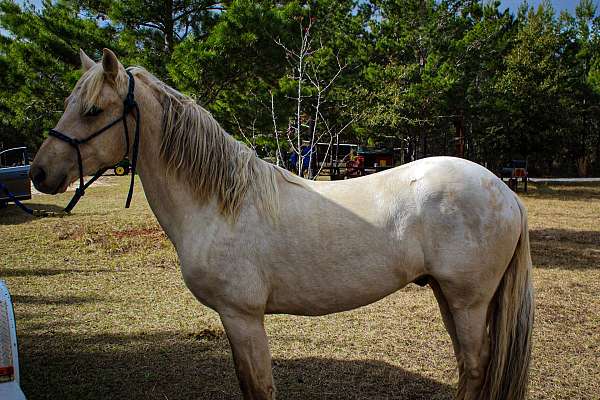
(500, 0, 582, 15)
(9, 1, 594, 16)
(12, 1, 594, 15)
(1, 1, 595, 38)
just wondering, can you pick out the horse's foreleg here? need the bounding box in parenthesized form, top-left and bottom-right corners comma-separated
(220, 311, 275, 400)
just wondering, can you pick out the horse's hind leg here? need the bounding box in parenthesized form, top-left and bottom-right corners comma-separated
(220, 311, 275, 400)
(450, 303, 490, 400)
(430, 279, 461, 368)
(431, 279, 488, 399)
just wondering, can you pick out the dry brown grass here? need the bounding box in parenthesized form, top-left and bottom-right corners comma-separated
(1, 177, 598, 399)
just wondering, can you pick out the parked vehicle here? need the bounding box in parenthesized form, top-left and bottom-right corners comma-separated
(344, 147, 396, 179)
(0, 281, 26, 400)
(500, 159, 528, 193)
(113, 159, 130, 176)
(0, 147, 31, 207)
(312, 143, 358, 180)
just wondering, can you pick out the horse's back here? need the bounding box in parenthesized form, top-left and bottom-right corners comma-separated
(306, 156, 518, 226)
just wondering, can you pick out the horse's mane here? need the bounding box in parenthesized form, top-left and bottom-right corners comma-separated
(78, 65, 280, 221)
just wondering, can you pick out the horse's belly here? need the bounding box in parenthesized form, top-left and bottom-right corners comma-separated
(264, 247, 424, 316)
(265, 281, 405, 316)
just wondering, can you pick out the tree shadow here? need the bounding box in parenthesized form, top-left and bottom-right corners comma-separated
(524, 183, 600, 200)
(0, 267, 111, 277)
(17, 331, 454, 400)
(0, 202, 66, 225)
(530, 228, 600, 270)
(12, 294, 104, 305)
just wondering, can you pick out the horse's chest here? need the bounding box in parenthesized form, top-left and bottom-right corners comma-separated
(177, 238, 270, 313)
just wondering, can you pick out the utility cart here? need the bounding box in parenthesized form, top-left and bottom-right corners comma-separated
(0, 147, 31, 207)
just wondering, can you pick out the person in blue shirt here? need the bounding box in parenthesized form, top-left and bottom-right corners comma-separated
(289, 145, 313, 177)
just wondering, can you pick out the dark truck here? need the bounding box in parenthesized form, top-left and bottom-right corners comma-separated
(0, 147, 31, 207)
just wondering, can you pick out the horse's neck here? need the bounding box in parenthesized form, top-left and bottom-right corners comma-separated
(134, 92, 221, 247)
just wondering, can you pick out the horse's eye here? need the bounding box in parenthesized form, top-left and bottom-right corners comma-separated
(85, 106, 103, 117)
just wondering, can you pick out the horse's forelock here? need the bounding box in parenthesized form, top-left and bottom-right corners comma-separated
(75, 64, 128, 115)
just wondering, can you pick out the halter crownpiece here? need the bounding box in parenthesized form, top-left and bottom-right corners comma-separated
(48, 69, 141, 213)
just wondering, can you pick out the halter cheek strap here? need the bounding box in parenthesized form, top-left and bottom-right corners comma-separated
(48, 69, 140, 213)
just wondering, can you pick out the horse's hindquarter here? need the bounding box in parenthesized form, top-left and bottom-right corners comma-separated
(413, 157, 523, 304)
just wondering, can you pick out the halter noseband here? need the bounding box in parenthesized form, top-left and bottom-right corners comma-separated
(48, 69, 140, 213)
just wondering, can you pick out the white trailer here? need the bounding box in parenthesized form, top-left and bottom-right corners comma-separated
(0, 280, 26, 400)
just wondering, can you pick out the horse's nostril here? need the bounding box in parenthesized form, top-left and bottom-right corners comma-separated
(31, 166, 46, 185)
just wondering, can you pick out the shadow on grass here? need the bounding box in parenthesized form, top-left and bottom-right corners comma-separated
(0, 202, 66, 225)
(18, 331, 454, 400)
(524, 183, 600, 200)
(530, 228, 600, 270)
(12, 294, 104, 305)
(0, 267, 111, 277)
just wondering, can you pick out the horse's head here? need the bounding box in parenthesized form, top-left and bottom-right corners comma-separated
(30, 49, 131, 194)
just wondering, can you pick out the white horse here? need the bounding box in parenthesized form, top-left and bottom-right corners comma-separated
(30, 49, 534, 400)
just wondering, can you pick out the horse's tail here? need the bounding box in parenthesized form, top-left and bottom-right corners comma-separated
(481, 195, 534, 400)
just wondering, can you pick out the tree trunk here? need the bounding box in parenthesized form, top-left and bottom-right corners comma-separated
(454, 116, 464, 158)
(164, 0, 174, 54)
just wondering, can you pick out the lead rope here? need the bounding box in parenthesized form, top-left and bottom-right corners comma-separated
(0, 182, 39, 216)
(123, 69, 140, 208)
(125, 102, 140, 208)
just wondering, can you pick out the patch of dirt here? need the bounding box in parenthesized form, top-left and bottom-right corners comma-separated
(113, 227, 164, 239)
(55, 223, 86, 240)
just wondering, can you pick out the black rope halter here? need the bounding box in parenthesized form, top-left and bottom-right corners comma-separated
(48, 69, 141, 213)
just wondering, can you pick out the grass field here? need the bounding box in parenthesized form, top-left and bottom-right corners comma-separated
(1, 177, 599, 400)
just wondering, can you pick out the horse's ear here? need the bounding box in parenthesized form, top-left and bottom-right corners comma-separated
(80, 49, 95, 71)
(102, 48, 120, 83)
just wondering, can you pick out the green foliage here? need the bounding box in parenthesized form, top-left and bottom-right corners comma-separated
(168, 0, 296, 137)
(76, 0, 223, 79)
(0, 0, 119, 149)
